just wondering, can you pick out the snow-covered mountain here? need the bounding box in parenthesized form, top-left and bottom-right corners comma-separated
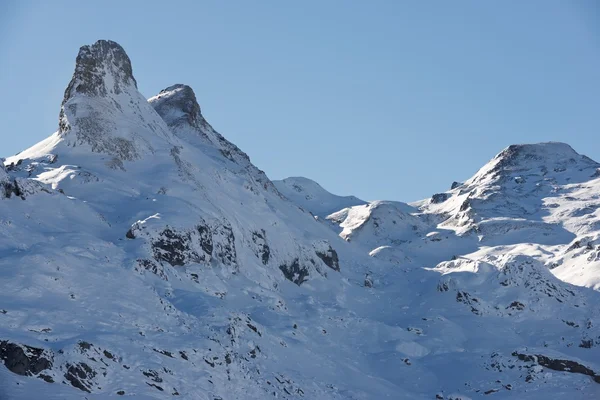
(273, 177, 366, 217)
(321, 142, 600, 288)
(1, 40, 600, 400)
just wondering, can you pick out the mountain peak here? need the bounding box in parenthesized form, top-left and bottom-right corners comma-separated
(62, 40, 136, 106)
(469, 142, 599, 186)
(54, 40, 172, 163)
(148, 84, 203, 128)
(496, 142, 580, 163)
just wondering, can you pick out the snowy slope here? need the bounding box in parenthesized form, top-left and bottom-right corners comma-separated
(418, 142, 600, 289)
(321, 142, 600, 289)
(274, 176, 366, 217)
(1, 41, 600, 400)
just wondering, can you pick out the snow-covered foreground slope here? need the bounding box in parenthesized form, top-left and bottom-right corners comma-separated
(1, 40, 600, 400)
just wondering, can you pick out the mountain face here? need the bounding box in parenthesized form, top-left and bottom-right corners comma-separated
(1, 41, 600, 400)
(322, 142, 600, 288)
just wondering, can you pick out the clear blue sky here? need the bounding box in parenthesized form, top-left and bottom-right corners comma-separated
(1, 1, 599, 202)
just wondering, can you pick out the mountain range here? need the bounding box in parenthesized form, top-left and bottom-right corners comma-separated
(1, 40, 599, 400)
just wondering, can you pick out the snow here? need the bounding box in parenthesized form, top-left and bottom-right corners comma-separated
(2, 41, 600, 399)
(273, 176, 366, 217)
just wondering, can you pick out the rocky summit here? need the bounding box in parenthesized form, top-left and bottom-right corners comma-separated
(1, 40, 600, 400)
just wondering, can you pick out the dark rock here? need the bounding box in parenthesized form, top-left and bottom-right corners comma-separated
(2, 179, 23, 199)
(249, 348, 258, 359)
(204, 359, 215, 368)
(566, 240, 581, 252)
(252, 229, 270, 265)
(140, 220, 235, 270)
(143, 369, 163, 383)
(213, 224, 237, 268)
(117, 390, 125, 395)
(197, 225, 213, 255)
(38, 373, 54, 383)
(153, 348, 174, 358)
(78, 341, 92, 351)
(125, 229, 135, 239)
(246, 323, 262, 336)
(451, 181, 462, 190)
(364, 274, 373, 288)
(315, 245, 340, 272)
(512, 351, 600, 383)
(0, 340, 52, 376)
(146, 383, 164, 391)
(506, 301, 525, 311)
(455, 291, 481, 315)
(459, 199, 470, 212)
(64, 362, 96, 392)
(431, 193, 449, 204)
(136, 259, 167, 280)
(152, 227, 198, 266)
(279, 259, 309, 285)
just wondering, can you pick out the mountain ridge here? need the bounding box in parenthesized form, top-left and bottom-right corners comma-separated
(273, 176, 366, 217)
(1, 40, 600, 400)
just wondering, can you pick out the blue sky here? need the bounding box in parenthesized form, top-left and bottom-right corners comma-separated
(1, 1, 599, 202)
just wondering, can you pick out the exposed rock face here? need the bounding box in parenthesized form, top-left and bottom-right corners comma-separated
(1, 178, 22, 199)
(61, 40, 136, 105)
(0, 341, 52, 376)
(149, 84, 203, 129)
(64, 362, 96, 392)
(252, 230, 270, 265)
(279, 259, 309, 285)
(127, 216, 239, 277)
(151, 227, 205, 267)
(430, 193, 449, 204)
(314, 243, 340, 272)
(0, 164, 22, 199)
(513, 351, 600, 384)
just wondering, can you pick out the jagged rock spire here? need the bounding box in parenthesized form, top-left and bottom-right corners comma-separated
(59, 40, 139, 138)
(56, 40, 172, 164)
(62, 40, 136, 103)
